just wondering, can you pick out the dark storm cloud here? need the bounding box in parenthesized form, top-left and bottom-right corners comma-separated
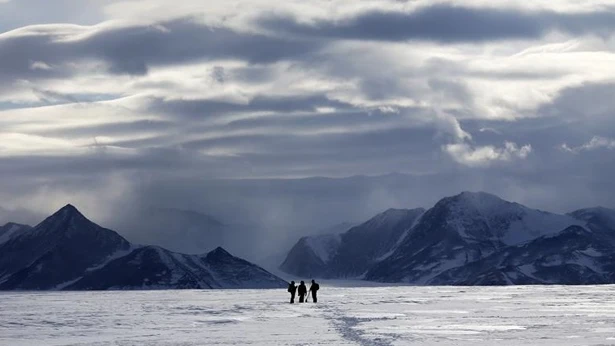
(0, 17, 322, 81)
(258, 5, 615, 43)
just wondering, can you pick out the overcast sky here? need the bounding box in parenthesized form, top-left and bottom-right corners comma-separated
(1, 0, 615, 226)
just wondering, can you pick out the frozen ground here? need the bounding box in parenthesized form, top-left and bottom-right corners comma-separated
(2, 285, 615, 345)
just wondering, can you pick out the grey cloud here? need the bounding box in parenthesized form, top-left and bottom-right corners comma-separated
(451, 81, 615, 211)
(37, 119, 174, 139)
(258, 5, 615, 43)
(79, 19, 321, 74)
(538, 82, 615, 120)
(0, 17, 323, 82)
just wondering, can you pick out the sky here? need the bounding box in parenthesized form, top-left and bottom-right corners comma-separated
(1, 0, 615, 239)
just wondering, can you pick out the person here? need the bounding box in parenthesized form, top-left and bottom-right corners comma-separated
(287, 281, 297, 303)
(309, 279, 319, 303)
(297, 281, 307, 303)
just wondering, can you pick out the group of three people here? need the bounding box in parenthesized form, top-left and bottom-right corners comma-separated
(287, 279, 319, 303)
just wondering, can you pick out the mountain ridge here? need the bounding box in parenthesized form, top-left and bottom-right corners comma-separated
(0, 205, 286, 290)
(280, 191, 615, 285)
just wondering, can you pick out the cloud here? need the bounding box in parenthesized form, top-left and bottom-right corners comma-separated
(443, 141, 532, 167)
(257, 5, 615, 43)
(561, 136, 615, 153)
(29, 61, 52, 70)
(0, 17, 322, 82)
(2, 1, 615, 260)
(479, 127, 502, 135)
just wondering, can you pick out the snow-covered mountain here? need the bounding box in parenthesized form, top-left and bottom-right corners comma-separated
(366, 192, 584, 283)
(430, 225, 615, 285)
(0, 205, 286, 290)
(280, 208, 425, 278)
(569, 207, 615, 235)
(0, 222, 31, 245)
(281, 191, 615, 285)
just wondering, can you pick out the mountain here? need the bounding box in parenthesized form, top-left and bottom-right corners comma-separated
(0, 206, 44, 227)
(280, 208, 425, 278)
(0, 205, 131, 290)
(68, 246, 284, 290)
(430, 225, 615, 285)
(0, 222, 31, 245)
(365, 192, 583, 283)
(0, 205, 286, 290)
(279, 233, 341, 278)
(569, 207, 615, 235)
(280, 191, 615, 285)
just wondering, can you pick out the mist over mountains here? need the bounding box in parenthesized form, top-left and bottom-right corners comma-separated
(5, 173, 613, 264)
(3, 187, 615, 287)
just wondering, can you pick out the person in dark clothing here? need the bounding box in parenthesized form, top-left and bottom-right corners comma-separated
(309, 279, 319, 303)
(287, 281, 297, 303)
(297, 281, 307, 303)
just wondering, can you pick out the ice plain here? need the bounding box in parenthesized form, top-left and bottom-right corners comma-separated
(2, 284, 615, 345)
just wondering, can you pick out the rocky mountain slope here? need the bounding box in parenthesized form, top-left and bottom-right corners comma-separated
(0, 205, 286, 290)
(280, 208, 425, 278)
(281, 192, 615, 285)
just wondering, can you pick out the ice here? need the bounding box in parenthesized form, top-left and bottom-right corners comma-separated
(3, 285, 615, 345)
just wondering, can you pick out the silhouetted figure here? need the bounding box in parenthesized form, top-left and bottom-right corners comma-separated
(309, 279, 319, 303)
(287, 281, 297, 303)
(297, 281, 307, 303)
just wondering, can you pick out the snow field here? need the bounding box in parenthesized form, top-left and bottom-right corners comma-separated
(2, 285, 615, 345)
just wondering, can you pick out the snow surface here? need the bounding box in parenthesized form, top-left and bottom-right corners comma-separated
(3, 285, 615, 345)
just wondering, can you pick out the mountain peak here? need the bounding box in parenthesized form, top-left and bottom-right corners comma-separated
(439, 191, 511, 213)
(30, 204, 95, 236)
(48, 204, 89, 222)
(572, 206, 615, 214)
(57, 203, 81, 215)
(2, 222, 28, 229)
(456, 191, 503, 201)
(207, 246, 233, 258)
(569, 206, 615, 227)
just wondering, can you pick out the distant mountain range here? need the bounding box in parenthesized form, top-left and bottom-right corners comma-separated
(280, 191, 615, 285)
(0, 205, 286, 290)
